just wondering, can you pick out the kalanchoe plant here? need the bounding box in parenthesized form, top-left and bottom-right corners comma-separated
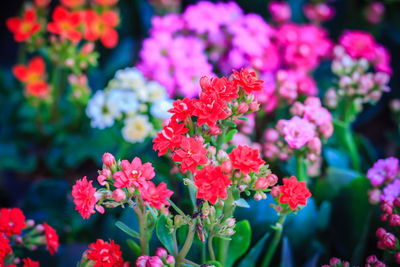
(0, 207, 59, 266)
(72, 69, 312, 266)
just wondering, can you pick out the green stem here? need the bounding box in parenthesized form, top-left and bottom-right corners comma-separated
(175, 223, 196, 267)
(296, 153, 307, 182)
(343, 124, 361, 172)
(217, 190, 235, 265)
(134, 205, 149, 255)
(261, 214, 287, 267)
(208, 234, 216, 261)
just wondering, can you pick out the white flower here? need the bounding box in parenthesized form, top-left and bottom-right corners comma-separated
(114, 68, 146, 88)
(86, 91, 119, 129)
(108, 90, 139, 114)
(122, 115, 153, 143)
(147, 81, 167, 102)
(150, 99, 173, 120)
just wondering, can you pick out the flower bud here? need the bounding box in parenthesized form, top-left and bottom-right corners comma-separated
(365, 2, 385, 24)
(329, 257, 341, 266)
(155, 247, 168, 258)
(394, 197, 400, 208)
(15, 236, 23, 244)
(254, 193, 262, 201)
(381, 232, 396, 249)
(389, 214, 400, 226)
(376, 227, 386, 238)
(290, 102, 304, 116)
(217, 150, 228, 161)
(36, 224, 44, 233)
(112, 189, 126, 202)
(95, 205, 105, 214)
(81, 42, 95, 55)
(101, 168, 112, 177)
(320, 123, 333, 139)
(264, 129, 279, 142)
(166, 255, 175, 264)
(268, 1, 291, 23)
(237, 103, 249, 114)
(270, 186, 280, 198)
(366, 255, 378, 264)
(102, 153, 115, 168)
(307, 137, 322, 154)
(391, 99, 400, 113)
(221, 160, 232, 173)
(97, 175, 107, 186)
(208, 146, 216, 156)
(207, 125, 222, 136)
(65, 58, 74, 67)
(267, 174, 278, 186)
(26, 219, 35, 228)
(193, 135, 204, 143)
(395, 252, 400, 264)
(249, 101, 260, 111)
(381, 201, 393, 215)
(368, 189, 381, 204)
(254, 177, 269, 190)
(238, 185, 247, 191)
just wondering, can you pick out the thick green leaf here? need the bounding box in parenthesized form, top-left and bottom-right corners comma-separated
(156, 215, 175, 254)
(126, 239, 141, 257)
(238, 232, 270, 267)
(224, 129, 238, 143)
(317, 201, 332, 231)
(226, 220, 251, 267)
(115, 221, 139, 239)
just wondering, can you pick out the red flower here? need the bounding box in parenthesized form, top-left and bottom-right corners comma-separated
(87, 239, 124, 267)
(0, 234, 11, 265)
(22, 258, 40, 267)
(0, 208, 26, 237)
(43, 223, 59, 255)
(194, 165, 231, 204)
(47, 7, 82, 43)
(232, 68, 264, 94)
(192, 92, 230, 127)
(200, 76, 238, 101)
(168, 98, 193, 121)
(140, 181, 173, 209)
(6, 8, 41, 42)
(82, 10, 119, 48)
(72, 176, 97, 219)
(172, 137, 208, 173)
(113, 157, 155, 189)
(95, 0, 119, 7)
(228, 145, 265, 175)
(34, 0, 51, 8)
(60, 0, 85, 9)
(153, 120, 188, 156)
(278, 176, 312, 210)
(12, 56, 49, 97)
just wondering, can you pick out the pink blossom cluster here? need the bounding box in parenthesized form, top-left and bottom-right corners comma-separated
(263, 97, 333, 175)
(136, 247, 174, 267)
(365, 2, 385, 25)
(72, 153, 173, 219)
(303, 2, 335, 24)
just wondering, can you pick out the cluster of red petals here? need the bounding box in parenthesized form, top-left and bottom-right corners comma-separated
(172, 137, 208, 173)
(153, 120, 188, 156)
(60, 0, 85, 9)
(195, 165, 232, 204)
(140, 181, 173, 209)
(0, 208, 26, 237)
(12, 57, 49, 97)
(47, 7, 82, 42)
(72, 176, 97, 219)
(44, 223, 59, 255)
(229, 145, 265, 175)
(87, 239, 125, 267)
(113, 157, 155, 188)
(192, 92, 230, 127)
(278, 176, 312, 210)
(95, 0, 119, 7)
(22, 258, 40, 267)
(82, 10, 119, 48)
(0, 234, 12, 265)
(232, 68, 264, 94)
(6, 8, 41, 42)
(168, 98, 193, 121)
(199, 76, 239, 101)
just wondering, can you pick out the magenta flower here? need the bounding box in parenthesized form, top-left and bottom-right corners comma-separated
(367, 157, 399, 187)
(282, 116, 316, 149)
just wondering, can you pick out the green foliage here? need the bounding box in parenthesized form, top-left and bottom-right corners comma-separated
(156, 215, 175, 254)
(226, 220, 251, 267)
(238, 231, 270, 267)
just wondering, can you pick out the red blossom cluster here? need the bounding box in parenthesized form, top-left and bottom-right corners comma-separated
(0, 208, 59, 266)
(72, 153, 173, 219)
(79, 239, 129, 267)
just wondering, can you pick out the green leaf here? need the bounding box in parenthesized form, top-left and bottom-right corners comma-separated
(204, 261, 223, 267)
(238, 117, 248, 121)
(126, 239, 141, 257)
(224, 129, 238, 143)
(225, 121, 237, 128)
(317, 201, 332, 231)
(156, 215, 175, 254)
(115, 221, 139, 239)
(238, 232, 270, 267)
(226, 220, 251, 267)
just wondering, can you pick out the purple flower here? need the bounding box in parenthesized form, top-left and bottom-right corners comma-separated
(282, 116, 316, 149)
(367, 157, 399, 187)
(381, 179, 400, 203)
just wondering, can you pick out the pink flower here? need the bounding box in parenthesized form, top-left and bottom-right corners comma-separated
(268, 1, 291, 23)
(303, 3, 335, 23)
(136, 255, 163, 267)
(282, 116, 316, 149)
(113, 158, 155, 189)
(339, 31, 377, 61)
(367, 157, 399, 186)
(140, 181, 173, 209)
(365, 2, 385, 24)
(303, 103, 332, 126)
(72, 176, 97, 219)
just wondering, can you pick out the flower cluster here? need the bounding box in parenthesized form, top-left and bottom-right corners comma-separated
(0, 208, 59, 266)
(263, 97, 333, 176)
(7, 0, 119, 102)
(86, 68, 173, 143)
(303, 2, 335, 24)
(365, 2, 385, 25)
(79, 239, 129, 267)
(136, 247, 175, 267)
(72, 152, 173, 219)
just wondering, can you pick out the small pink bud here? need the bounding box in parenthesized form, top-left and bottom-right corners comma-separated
(238, 185, 247, 191)
(221, 160, 232, 173)
(166, 255, 175, 264)
(368, 189, 381, 204)
(307, 137, 322, 154)
(254, 177, 269, 190)
(217, 150, 228, 161)
(13, 258, 20, 264)
(95, 205, 105, 214)
(381, 201, 393, 215)
(226, 228, 235, 235)
(65, 58, 74, 67)
(264, 129, 279, 142)
(29, 245, 38, 251)
(274, 205, 282, 212)
(290, 102, 304, 116)
(254, 193, 262, 201)
(97, 175, 107, 186)
(381, 233, 396, 249)
(101, 168, 112, 177)
(276, 120, 286, 133)
(193, 135, 204, 143)
(395, 252, 400, 264)
(394, 197, 400, 207)
(225, 218, 236, 228)
(242, 175, 251, 184)
(270, 186, 280, 197)
(155, 247, 168, 258)
(15, 236, 23, 244)
(208, 146, 216, 156)
(81, 42, 95, 55)
(366, 255, 378, 264)
(237, 103, 249, 114)
(249, 101, 260, 111)
(112, 189, 126, 202)
(389, 214, 400, 226)
(36, 224, 44, 233)
(207, 125, 222, 136)
(268, 1, 291, 23)
(102, 153, 115, 168)
(320, 123, 333, 139)
(329, 257, 341, 266)
(267, 174, 278, 186)
(381, 214, 388, 221)
(26, 219, 35, 228)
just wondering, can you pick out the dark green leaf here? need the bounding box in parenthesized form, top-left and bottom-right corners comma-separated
(317, 201, 332, 231)
(224, 129, 238, 143)
(115, 221, 139, 239)
(226, 220, 251, 267)
(156, 215, 175, 254)
(238, 232, 270, 267)
(126, 239, 141, 257)
(204, 261, 223, 267)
